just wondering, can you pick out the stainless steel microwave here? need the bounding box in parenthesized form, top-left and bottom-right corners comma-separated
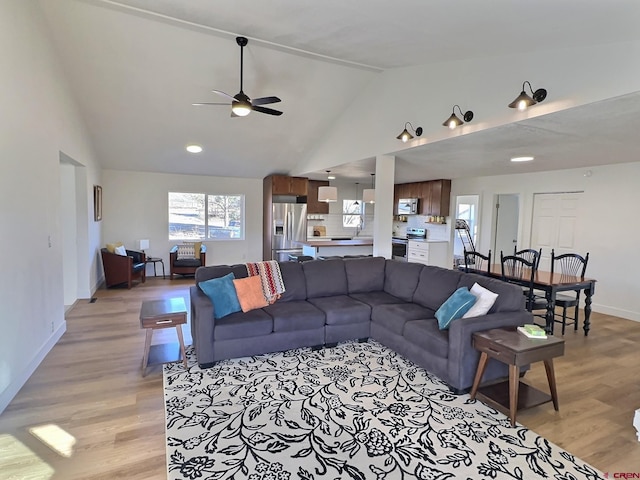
(398, 198, 419, 215)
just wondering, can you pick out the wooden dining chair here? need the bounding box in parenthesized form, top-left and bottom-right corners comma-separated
(500, 253, 547, 315)
(550, 249, 590, 334)
(463, 249, 492, 275)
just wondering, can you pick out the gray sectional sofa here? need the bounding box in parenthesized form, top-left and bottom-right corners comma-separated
(189, 257, 532, 393)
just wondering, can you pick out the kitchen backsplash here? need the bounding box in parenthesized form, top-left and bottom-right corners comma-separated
(393, 215, 451, 241)
(307, 214, 375, 238)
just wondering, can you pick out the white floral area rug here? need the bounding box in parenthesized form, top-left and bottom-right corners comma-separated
(163, 340, 603, 480)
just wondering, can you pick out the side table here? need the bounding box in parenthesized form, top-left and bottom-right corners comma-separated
(139, 297, 188, 376)
(145, 257, 166, 279)
(470, 327, 565, 426)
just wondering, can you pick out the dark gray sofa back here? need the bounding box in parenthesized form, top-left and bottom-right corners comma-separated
(195, 264, 248, 283)
(457, 273, 526, 312)
(302, 258, 348, 298)
(412, 266, 463, 310)
(383, 260, 423, 302)
(278, 261, 307, 301)
(345, 256, 386, 293)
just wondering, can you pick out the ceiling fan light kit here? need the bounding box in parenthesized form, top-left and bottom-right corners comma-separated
(443, 105, 474, 129)
(193, 36, 283, 117)
(396, 122, 423, 142)
(508, 81, 547, 110)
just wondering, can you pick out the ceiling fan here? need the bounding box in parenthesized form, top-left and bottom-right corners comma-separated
(193, 36, 282, 117)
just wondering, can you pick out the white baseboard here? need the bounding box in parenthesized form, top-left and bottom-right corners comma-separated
(0, 322, 67, 414)
(591, 304, 640, 322)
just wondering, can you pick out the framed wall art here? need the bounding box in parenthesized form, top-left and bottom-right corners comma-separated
(93, 185, 102, 221)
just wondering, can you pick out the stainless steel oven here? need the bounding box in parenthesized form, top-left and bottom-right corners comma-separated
(392, 237, 408, 261)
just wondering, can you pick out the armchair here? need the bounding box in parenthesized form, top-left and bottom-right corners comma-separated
(100, 248, 146, 289)
(170, 243, 207, 279)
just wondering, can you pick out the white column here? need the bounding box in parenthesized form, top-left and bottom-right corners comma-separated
(372, 155, 395, 258)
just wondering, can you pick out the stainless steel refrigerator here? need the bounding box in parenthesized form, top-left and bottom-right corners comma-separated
(271, 202, 307, 262)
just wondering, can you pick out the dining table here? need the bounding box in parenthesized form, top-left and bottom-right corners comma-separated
(485, 264, 597, 336)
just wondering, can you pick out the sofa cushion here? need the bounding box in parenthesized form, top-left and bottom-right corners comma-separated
(307, 295, 370, 326)
(233, 276, 269, 312)
(383, 260, 423, 302)
(303, 259, 348, 298)
(198, 273, 242, 319)
(370, 303, 435, 336)
(195, 264, 248, 283)
(263, 300, 325, 332)
(278, 261, 307, 302)
(177, 243, 197, 259)
(404, 319, 449, 359)
(435, 287, 477, 330)
(457, 273, 526, 313)
(413, 266, 463, 311)
(345, 256, 386, 293)
(463, 282, 499, 318)
(349, 291, 405, 307)
(213, 308, 273, 340)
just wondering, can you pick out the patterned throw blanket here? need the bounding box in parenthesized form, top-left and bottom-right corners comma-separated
(245, 261, 285, 304)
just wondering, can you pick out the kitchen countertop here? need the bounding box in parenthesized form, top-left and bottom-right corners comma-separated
(299, 239, 374, 247)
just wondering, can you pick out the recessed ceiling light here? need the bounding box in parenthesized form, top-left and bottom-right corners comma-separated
(510, 156, 534, 162)
(186, 144, 203, 153)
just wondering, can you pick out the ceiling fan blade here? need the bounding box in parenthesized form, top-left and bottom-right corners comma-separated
(211, 89, 236, 101)
(253, 105, 283, 116)
(192, 102, 231, 106)
(252, 96, 281, 106)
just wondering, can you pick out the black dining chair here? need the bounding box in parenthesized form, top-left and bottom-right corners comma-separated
(500, 253, 547, 316)
(550, 249, 590, 334)
(463, 249, 492, 275)
(514, 247, 543, 297)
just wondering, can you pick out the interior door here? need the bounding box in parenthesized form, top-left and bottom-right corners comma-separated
(530, 192, 583, 270)
(493, 194, 519, 260)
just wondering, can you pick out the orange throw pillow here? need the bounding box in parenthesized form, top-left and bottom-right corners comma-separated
(233, 276, 269, 312)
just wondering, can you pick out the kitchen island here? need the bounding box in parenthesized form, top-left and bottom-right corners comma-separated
(299, 238, 373, 259)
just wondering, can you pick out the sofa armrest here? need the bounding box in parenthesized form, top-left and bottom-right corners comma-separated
(190, 285, 217, 367)
(447, 310, 533, 391)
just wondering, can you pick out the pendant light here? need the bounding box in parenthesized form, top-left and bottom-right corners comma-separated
(362, 173, 375, 204)
(318, 170, 338, 202)
(353, 183, 360, 206)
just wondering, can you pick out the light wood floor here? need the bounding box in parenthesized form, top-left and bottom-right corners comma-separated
(1, 277, 639, 479)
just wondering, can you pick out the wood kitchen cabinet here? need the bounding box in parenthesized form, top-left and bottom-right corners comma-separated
(307, 180, 329, 214)
(270, 175, 308, 196)
(394, 179, 451, 216)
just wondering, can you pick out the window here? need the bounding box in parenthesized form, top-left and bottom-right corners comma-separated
(169, 192, 244, 240)
(342, 199, 363, 228)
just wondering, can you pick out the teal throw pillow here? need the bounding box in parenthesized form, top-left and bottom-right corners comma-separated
(436, 287, 477, 330)
(198, 273, 241, 319)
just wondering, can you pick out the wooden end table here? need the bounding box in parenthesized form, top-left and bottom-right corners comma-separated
(139, 297, 188, 376)
(470, 327, 565, 426)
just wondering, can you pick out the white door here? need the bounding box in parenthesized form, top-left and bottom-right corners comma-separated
(493, 194, 519, 260)
(530, 192, 583, 270)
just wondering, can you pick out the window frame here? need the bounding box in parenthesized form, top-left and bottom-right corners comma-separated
(168, 192, 245, 241)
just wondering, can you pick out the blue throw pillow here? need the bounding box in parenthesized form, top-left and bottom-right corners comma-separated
(435, 287, 477, 330)
(198, 273, 241, 319)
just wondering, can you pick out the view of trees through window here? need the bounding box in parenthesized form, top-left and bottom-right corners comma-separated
(169, 192, 243, 240)
(343, 199, 363, 228)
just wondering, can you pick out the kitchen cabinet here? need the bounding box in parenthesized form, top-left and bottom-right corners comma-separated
(307, 180, 330, 214)
(407, 240, 449, 268)
(394, 179, 451, 216)
(270, 175, 308, 196)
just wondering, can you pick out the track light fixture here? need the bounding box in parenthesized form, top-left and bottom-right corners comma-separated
(396, 122, 423, 143)
(443, 105, 474, 129)
(508, 81, 547, 110)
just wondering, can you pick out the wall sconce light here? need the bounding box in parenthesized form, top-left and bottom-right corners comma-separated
(508, 81, 547, 110)
(443, 105, 474, 129)
(396, 122, 423, 143)
(362, 173, 375, 204)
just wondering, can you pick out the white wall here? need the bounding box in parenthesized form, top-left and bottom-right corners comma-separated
(102, 170, 264, 269)
(0, 1, 103, 413)
(451, 162, 640, 322)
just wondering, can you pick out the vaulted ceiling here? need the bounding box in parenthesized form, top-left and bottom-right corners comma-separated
(40, 0, 640, 183)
